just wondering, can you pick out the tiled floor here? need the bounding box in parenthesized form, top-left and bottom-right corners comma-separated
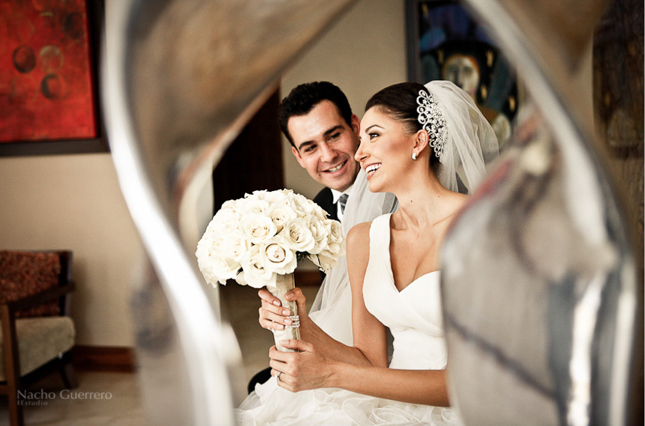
(0, 284, 319, 426)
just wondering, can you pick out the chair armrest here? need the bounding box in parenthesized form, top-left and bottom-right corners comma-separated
(0, 281, 76, 315)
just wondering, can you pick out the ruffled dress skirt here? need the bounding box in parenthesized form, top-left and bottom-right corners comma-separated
(236, 377, 458, 426)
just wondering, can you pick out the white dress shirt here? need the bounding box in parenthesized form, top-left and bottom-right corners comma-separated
(330, 184, 353, 223)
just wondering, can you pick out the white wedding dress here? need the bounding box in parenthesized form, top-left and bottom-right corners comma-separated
(236, 214, 459, 426)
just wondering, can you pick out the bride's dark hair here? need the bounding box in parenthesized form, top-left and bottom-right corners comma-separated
(365, 82, 440, 168)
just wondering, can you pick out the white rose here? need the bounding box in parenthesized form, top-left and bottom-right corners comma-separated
(221, 231, 250, 262)
(289, 193, 315, 217)
(307, 215, 329, 254)
(240, 213, 277, 244)
(307, 249, 337, 273)
(196, 241, 240, 285)
(210, 208, 240, 235)
(196, 226, 222, 251)
(325, 241, 344, 255)
(235, 269, 247, 285)
(326, 220, 344, 244)
(262, 243, 297, 275)
(265, 243, 286, 263)
(267, 204, 297, 233)
(244, 191, 260, 201)
(314, 204, 329, 221)
(249, 190, 268, 201)
(196, 231, 224, 283)
(197, 224, 218, 247)
(257, 189, 292, 204)
(282, 218, 315, 252)
(220, 199, 238, 212)
(240, 244, 274, 288)
(243, 198, 270, 214)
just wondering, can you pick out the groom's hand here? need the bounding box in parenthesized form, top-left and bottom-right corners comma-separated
(258, 288, 309, 331)
(269, 340, 331, 392)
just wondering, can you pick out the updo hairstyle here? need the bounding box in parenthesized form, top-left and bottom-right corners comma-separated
(364, 82, 440, 168)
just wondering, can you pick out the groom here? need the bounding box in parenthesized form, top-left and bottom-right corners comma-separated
(279, 81, 362, 222)
(248, 81, 385, 392)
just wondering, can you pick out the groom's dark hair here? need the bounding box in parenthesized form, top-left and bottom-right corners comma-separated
(279, 81, 354, 147)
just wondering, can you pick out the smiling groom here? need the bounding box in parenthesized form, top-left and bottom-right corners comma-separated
(246, 82, 362, 392)
(279, 81, 362, 221)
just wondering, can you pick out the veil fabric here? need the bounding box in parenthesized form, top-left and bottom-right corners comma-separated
(427, 80, 499, 193)
(308, 80, 499, 346)
(309, 169, 398, 345)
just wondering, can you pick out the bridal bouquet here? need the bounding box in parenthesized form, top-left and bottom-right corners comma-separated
(196, 189, 345, 351)
(196, 189, 344, 289)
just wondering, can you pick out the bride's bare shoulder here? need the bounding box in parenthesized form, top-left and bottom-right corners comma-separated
(346, 221, 372, 269)
(447, 191, 469, 217)
(347, 221, 371, 248)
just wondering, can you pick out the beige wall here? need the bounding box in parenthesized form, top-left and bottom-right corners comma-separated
(281, 0, 407, 199)
(0, 154, 143, 346)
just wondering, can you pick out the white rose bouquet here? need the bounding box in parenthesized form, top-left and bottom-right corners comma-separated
(195, 189, 345, 351)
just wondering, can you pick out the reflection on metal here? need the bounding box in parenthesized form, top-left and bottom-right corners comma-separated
(443, 1, 639, 426)
(103, 0, 355, 424)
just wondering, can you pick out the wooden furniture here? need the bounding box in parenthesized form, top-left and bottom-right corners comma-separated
(0, 250, 77, 426)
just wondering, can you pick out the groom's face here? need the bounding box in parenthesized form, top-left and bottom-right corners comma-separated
(289, 100, 361, 192)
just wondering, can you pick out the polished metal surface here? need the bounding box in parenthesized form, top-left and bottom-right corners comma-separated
(442, 1, 639, 425)
(103, 0, 355, 424)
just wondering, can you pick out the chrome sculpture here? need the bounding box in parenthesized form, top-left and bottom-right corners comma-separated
(104, 1, 356, 424)
(103, 0, 639, 425)
(442, 1, 639, 426)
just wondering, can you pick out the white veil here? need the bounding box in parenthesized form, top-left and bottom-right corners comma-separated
(309, 169, 398, 345)
(308, 80, 499, 346)
(427, 80, 499, 193)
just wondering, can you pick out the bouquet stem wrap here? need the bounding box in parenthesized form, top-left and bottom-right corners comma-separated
(268, 273, 300, 352)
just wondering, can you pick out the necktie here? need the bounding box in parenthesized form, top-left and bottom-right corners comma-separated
(338, 193, 348, 215)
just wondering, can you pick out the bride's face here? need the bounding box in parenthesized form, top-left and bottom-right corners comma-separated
(356, 107, 414, 193)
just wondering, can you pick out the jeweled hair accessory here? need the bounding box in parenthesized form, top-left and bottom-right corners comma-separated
(417, 89, 447, 159)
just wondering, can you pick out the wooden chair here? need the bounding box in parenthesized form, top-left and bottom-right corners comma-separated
(0, 250, 77, 426)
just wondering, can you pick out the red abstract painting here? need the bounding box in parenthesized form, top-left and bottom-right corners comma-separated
(0, 0, 97, 143)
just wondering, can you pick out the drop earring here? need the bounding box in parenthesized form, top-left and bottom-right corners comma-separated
(412, 152, 418, 161)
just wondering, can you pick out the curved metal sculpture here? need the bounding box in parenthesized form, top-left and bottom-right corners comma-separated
(104, 1, 356, 424)
(442, 1, 639, 426)
(103, 0, 639, 424)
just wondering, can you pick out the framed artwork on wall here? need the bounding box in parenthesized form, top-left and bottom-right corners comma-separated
(406, 0, 519, 148)
(593, 0, 643, 154)
(0, 0, 107, 156)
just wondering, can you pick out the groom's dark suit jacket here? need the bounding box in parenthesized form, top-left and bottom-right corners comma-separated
(313, 187, 338, 221)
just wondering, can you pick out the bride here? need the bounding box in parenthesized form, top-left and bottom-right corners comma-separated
(237, 80, 498, 425)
